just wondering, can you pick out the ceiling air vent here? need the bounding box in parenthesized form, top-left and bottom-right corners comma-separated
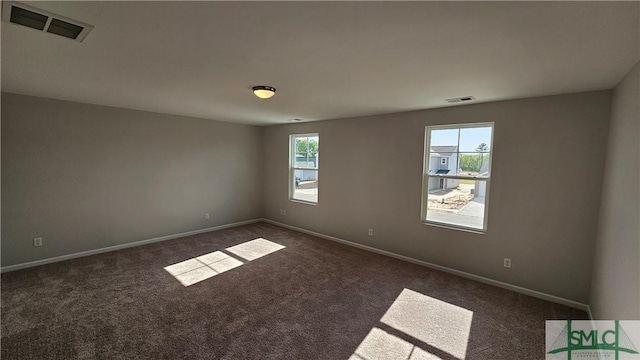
(9, 6, 47, 30)
(446, 96, 476, 104)
(2, 1, 93, 41)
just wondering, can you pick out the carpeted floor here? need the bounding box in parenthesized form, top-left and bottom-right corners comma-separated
(1, 222, 586, 359)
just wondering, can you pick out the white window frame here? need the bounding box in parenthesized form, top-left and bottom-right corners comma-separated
(421, 122, 494, 233)
(289, 133, 319, 205)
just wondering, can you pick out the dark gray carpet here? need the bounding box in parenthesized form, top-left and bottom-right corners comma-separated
(1, 222, 586, 359)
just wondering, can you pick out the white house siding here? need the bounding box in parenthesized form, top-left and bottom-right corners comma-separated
(474, 181, 487, 196)
(294, 169, 318, 181)
(428, 152, 459, 190)
(446, 178, 460, 189)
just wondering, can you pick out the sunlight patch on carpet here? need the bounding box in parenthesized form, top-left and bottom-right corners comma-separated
(226, 238, 286, 261)
(164, 251, 242, 286)
(351, 288, 473, 360)
(380, 289, 473, 359)
(350, 327, 443, 360)
(164, 238, 285, 286)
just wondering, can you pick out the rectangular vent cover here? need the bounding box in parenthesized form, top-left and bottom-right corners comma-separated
(47, 18, 84, 39)
(446, 96, 476, 103)
(2, 1, 93, 41)
(10, 6, 47, 30)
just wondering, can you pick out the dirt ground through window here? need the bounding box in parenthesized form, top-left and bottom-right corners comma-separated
(428, 184, 475, 210)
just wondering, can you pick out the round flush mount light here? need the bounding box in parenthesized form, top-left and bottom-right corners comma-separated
(252, 86, 276, 99)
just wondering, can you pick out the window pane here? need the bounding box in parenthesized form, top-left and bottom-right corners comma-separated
(293, 169, 318, 203)
(309, 135, 319, 168)
(426, 179, 487, 230)
(457, 152, 491, 177)
(295, 153, 315, 168)
(458, 126, 492, 152)
(295, 137, 306, 152)
(294, 136, 318, 169)
(430, 128, 459, 147)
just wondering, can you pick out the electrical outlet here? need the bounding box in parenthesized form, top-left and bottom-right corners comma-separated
(205, 213, 210, 220)
(503, 258, 512, 268)
(33, 237, 43, 247)
(368, 229, 373, 236)
(280, 209, 286, 216)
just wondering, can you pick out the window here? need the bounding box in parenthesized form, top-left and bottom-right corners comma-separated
(421, 123, 494, 232)
(290, 133, 319, 204)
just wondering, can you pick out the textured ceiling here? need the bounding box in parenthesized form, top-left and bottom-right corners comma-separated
(1, 1, 638, 125)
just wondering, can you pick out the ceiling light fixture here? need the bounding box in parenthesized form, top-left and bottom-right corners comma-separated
(252, 86, 276, 99)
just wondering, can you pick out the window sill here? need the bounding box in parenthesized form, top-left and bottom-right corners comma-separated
(289, 198, 317, 206)
(421, 220, 486, 234)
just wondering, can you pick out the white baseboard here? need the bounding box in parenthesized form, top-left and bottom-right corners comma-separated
(263, 218, 590, 312)
(0, 218, 263, 273)
(2, 217, 593, 313)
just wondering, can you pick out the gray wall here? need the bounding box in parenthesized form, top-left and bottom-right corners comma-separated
(1, 89, 622, 306)
(589, 62, 640, 319)
(1, 93, 262, 267)
(263, 91, 612, 303)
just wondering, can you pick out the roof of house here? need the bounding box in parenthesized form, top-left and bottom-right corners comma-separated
(430, 145, 458, 156)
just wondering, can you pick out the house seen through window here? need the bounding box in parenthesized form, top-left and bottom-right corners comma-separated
(290, 133, 319, 204)
(422, 123, 494, 232)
